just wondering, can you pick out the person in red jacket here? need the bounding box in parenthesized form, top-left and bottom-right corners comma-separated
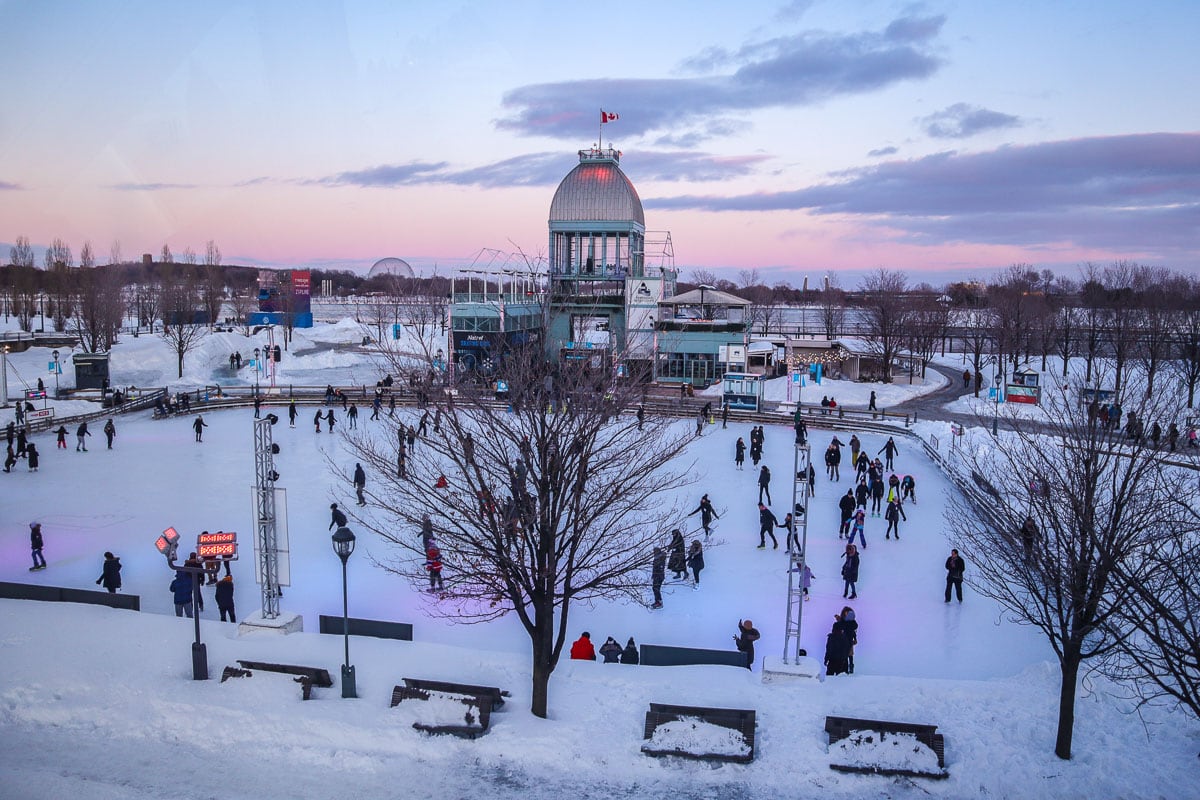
(570, 631, 596, 660)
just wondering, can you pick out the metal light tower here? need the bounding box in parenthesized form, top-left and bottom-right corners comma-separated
(782, 440, 813, 663)
(254, 415, 281, 618)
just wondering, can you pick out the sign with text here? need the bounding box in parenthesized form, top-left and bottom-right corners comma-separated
(197, 530, 238, 559)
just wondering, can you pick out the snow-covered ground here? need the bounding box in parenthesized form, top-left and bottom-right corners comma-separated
(1, 319, 1198, 799)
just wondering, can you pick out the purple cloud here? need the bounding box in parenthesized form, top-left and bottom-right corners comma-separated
(646, 132, 1200, 256)
(920, 103, 1022, 139)
(496, 14, 945, 141)
(110, 182, 199, 191)
(0, 180, 22, 190)
(867, 146, 898, 157)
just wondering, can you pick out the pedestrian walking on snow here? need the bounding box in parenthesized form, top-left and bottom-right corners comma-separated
(95, 551, 122, 592)
(650, 548, 666, 608)
(288, 400, 297, 428)
(253, 395, 262, 419)
(868, 390, 877, 411)
(667, 528, 687, 580)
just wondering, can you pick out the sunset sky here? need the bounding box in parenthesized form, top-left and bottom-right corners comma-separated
(2, 1, 1198, 285)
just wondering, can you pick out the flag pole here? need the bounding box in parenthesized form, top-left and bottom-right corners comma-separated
(598, 109, 603, 151)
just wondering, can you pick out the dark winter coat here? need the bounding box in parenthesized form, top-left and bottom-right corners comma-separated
(599, 639, 622, 663)
(735, 440, 745, 462)
(26, 445, 39, 469)
(620, 642, 640, 665)
(879, 439, 898, 457)
(667, 530, 686, 575)
(170, 570, 194, 605)
(353, 464, 366, 488)
(946, 554, 966, 581)
(686, 544, 705, 573)
(97, 556, 122, 590)
(838, 492, 856, 521)
(885, 502, 901, 523)
(759, 506, 779, 530)
(824, 630, 850, 674)
(758, 466, 771, 488)
(834, 611, 858, 646)
(855, 482, 869, 507)
(841, 553, 860, 582)
(870, 478, 884, 500)
(30, 525, 44, 550)
(689, 498, 718, 526)
(735, 623, 761, 667)
(215, 577, 235, 609)
(651, 551, 666, 585)
(329, 506, 348, 529)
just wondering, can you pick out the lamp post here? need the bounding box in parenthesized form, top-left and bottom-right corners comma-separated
(992, 373, 1001, 436)
(51, 349, 60, 398)
(331, 526, 357, 698)
(253, 347, 260, 395)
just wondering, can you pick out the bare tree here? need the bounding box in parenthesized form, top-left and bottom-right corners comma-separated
(858, 268, 909, 382)
(689, 268, 719, 286)
(947, 377, 1175, 759)
(79, 241, 95, 270)
(181, 246, 197, 266)
(229, 280, 258, 336)
(44, 238, 74, 331)
(72, 266, 125, 352)
(819, 276, 846, 340)
(159, 274, 206, 377)
(1052, 276, 1078, 378)
(1173, 278, 1200, 408)
(987, 264, 1041, 377)
(108, 239, 123, 266)
(342, 337, 694, 718)
(1099, 262, 1138, 397)
(1132, 265, 1178, 398)
(160, 243, 173, 265)
(904, 295, 948, 379)
(10, 235, 35, 268)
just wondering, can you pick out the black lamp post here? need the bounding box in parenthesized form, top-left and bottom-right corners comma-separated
(51, 349, 60, 398)
(253, 347, 260, 395)
(992, 373, 1001, 436)
(331, 526, 357, 698)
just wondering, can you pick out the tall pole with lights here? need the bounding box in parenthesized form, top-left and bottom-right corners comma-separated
(331, 526, 357, 698)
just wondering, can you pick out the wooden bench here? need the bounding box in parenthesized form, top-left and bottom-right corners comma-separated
(641, 703, 756, 763)
(234, 660, 334, 700)
(391, 678, 509, 711)
(639, 644, 749, 669)
(318, 614, 413, 642)
(390, 685, 492, 738)
(825, 715, 946, 774)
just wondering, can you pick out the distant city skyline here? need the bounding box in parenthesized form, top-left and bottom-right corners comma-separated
(2, 1, 1198, 285)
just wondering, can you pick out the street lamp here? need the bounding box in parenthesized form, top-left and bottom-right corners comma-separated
(253, 348, 261, 394)
(331, 526, 357, 698)
(992, 373, 1001, 436)
(51, 349, 60, 398)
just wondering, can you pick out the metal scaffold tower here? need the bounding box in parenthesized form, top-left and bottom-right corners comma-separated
(253, 416, 281, 619)
(782, 439, 813, 663)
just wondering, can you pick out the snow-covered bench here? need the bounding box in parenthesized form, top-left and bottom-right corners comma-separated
(393, 678, 509, 711)
(224, 659, 334, 700)
(641, 703, 756, 763)
(825, 715, 946, 778)
(390, 685, 492, 738)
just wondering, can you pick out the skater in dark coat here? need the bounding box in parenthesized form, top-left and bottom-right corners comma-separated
(29, 522, 47, 569)
(620, 637, 640, 664)
(288, 401, 298, 427)
(76, 422, 91, 451)
(884, 500, 903, 539)
(215, 575, 236, 622)
(353, 463, 367, 506)
(757, 503, 779, 549)
(314, 410, 323, 432)
(838, 490, 856, 538)
(4, 444, 17, 472)
(687, 494, 720, 537)
(901, 474, 916, 503)
(779, 512, 800, 552)
(824, 626, 850, 676)
(170, 569, 194, 617)
(650, 548, 666, 608)
(192, 415, 208, 442)
(667, 528, 687, 579)
(878, 437, 899, 471)
(945, 549, 966, 603)
(25, 443, 39, 471)
(325, 409, 336, 432)
(841, 544, 859, 599)
(103, 419, 116, 449)
(758, 465, 772, 505)
(833, 607, 859, 673)
(599, 636, 623, 663)
(854, 479, 869, 509)
(734, 438, 746, 470)
(54, 425, 68, 449)
(686, 540, 705, 586)
(95, 551, 122, 592)
(734, 619, 761, 670)
(329, 503, 348, 530)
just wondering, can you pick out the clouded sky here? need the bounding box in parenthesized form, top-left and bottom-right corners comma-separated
(2, 0, 1198, 284)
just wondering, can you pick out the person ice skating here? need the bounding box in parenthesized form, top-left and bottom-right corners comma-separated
(371, 394, 381, 421)
(854, 478, 869, 509)
(779, 512, 800, 552)
(288, 400, 297, 428)
(687, 494, 720, 537)
(667, 528, 687, 579)
(314, 409, 323, 433)
(353, 462, 367, 506)
(901, 474, 916, 503)
(94, 552, 122, 593)
(824, 624, 851, 676)
(841, 543, 859, 599)
(328, 503, 348, 530)
(29, 522, 47, 570)
(621, 637, 640, 664)
(348, 403, 359, 429)
(758, 503, 779, 549)
(170, 569, 194, 618)
(4, 444, 17, 473)
(722, 401, 729, 429)
(734, 619, 760, 670)
(878, 436, 899, 471)
(849, 506, 867, 549)
(884, 499, 903, 539)
(599, 636, 622, 663)
(695, 409, 704, 437)
(76, 421, 91, 451)
(636, 404, 645, 430)
(54, 425, 67, 449)
(833, 606, 859, 673)
(945, 548, 966, 603)
(25, 443, 39, 471)
(687, 540, 705, 586)
(650, 547, 666, 608)
(215, 574, 236, 622)
(868, 390, 877, 411)
(824, 443, 840, 481)
(793, 413, 807, 445)
(869, 474, 885, 516)
(838, 490, 855, 538)
(570, 632, 596, 660)
(103, 418, 116, 449)
(192, 415, 208, 442)
(1019, 517, 1038, 562)
(849, 435, 861, 469)
(325, 408, 336, 432)
(758, 465, 772, 505)
(789, 560, 815, 600)
(253, 395, 262, 419)
(734, 437, 746, 470)
(855, 451, 869, 481)
(807, 463, 816, 497)
(425, 542, 444, 592)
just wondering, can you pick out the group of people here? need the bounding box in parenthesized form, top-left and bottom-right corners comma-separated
(170, 549, 237, 622)
(51, 420, 116, 451)
(5, 420, 39, 472)
(650, 528, 706, 608)
(570, 632, 641, 664)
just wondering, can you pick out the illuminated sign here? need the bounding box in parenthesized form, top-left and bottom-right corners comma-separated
(198, 542, 238, 558)
(197, 531, 237, 545)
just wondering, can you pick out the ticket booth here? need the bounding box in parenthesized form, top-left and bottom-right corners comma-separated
(722, 372, 764, 411)
(1006, 368, 1041, 405)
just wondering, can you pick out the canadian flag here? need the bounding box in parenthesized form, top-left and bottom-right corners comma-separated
(601, 110, 619, 123)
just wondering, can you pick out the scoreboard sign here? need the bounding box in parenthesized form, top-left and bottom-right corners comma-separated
(197, 530, 238, 559)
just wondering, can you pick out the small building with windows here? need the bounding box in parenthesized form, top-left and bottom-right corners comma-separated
(654, 287, 751, 387)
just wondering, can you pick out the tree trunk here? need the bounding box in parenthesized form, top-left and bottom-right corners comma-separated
(1055, 654, 1080, 759)
(529, 601, 556, 719)
(177, 352, 184, 379)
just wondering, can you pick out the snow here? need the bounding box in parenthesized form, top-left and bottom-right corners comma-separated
(2, 318, 1199, 799)
(391, 690, 487, 729)
(645, 716, 751, 757)
(829, 730, 943, 774)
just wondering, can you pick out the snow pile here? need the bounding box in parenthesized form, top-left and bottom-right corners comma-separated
(829, 730, 943, 774)
(391, 690, 487, 729)
(645, 716, 751, 757)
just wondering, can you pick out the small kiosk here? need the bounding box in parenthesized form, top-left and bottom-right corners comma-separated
(722, 372, 765, 412)
(1006, 368, 1041, 405)
(72, 352, 111, 391)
